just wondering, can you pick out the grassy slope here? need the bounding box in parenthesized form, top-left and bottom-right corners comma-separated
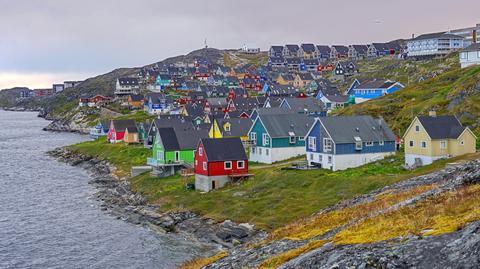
(339, 64, 480, 137)
(129, 152, 476, 231)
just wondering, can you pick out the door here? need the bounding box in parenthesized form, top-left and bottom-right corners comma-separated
(211, 180, 216, 190)
(175, 151, 180, 162)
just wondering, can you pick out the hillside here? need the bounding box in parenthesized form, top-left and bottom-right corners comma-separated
(339, 64, 480, 137)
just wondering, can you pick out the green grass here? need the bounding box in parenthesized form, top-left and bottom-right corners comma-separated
(113, 110, 156, 123)
(129, 152, 479, 231)
(67, 139, 149, 177)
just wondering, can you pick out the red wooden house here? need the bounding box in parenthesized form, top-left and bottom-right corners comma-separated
(79, 95, 113, 107)
(194, 137, 249, 192)
(107, 119, 137, 143)
(318, 63, 335, 72)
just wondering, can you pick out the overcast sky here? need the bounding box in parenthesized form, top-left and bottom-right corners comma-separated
(0, 0, 478, 89)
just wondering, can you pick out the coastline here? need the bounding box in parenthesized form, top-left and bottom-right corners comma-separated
(47, 147, 264, 252)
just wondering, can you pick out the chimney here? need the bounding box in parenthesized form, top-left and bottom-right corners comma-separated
(473, 30, 477, 44)
(411, 34, 415, 39)
(429, 110, 437, 117)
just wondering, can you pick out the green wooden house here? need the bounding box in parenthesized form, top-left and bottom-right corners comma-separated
(147, 127, 208, 176)
(248, 113, 314, 164)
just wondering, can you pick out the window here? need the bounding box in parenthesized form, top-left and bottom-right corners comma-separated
(415, 125, 420, 132)
(328, 156, 332, 164)
(460, 52, 468, 59)
(379, 141, 384, 146)
(460, 140, 465, 146)
(478, 51, 480, 58)
(251, 147, 256, 154)
(266, 149, 269, 156)
(440, 141, 446, 149)
(308, 137, 317, 150)
(289, 136, 296, 144)
(157, 151, 164, 161)
(421, 141, 427, 148)
(366, 141, 374, 147)
(195, 160, 198, 166)
(225, 125, 231, 132)
(250, 132, 257, 141)
(237, 161, 245, 169)
(354, 136, 362, 150)
(203, 162, 207, 171)
(409, 140, 414, 147)
(263, 133, 270, 146)
(199, 147, 203, 156)
(323, 138, 332, 152)
(299, 136, 305, 141)
(309, 153, 314, 160)
(224, 161, 232, 170)
(258, 148, 262, 155)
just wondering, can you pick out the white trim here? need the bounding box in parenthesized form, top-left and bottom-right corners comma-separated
(203, 162, 207, 170)
(224, 161, 232, 170)
(237, 160, 245, 169)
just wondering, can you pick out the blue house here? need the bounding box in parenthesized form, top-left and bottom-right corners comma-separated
(145, 93, 174, 115)
(248, 113, 314, 164)
(155, 74, 172, 90)
(346, 79, 405, 103)
(305, 116, 396, 171)
(89, 120, 110, 140)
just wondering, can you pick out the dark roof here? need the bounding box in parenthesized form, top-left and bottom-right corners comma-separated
(126, 126, 138, 133)
(129, 94, 144, 101)
(332, 45, 349, 54)
(303, 58, 319, 65)
(157, 128, 180, 151)
(259, 113, 315, 138)
(301, 44, 316, 53)
(118, 77, 139, 86)
(412, 32, 464, 41)
(285, 44, 300, 52)
(176, 128, 209, 150)
(316, 45, 331, 54)
(200, 137, 247, 162)
(462, 43, 480, 52)
(357, 79, 399, 89)
(112, 119, 137, 132)
(298, 73, 314, 81)
(351, 45, 368, 54)
(270, 46, 284, 53)
(417, 116, 466, 139)
(324, 94, 349, 103)
(319, 116, 396, 143)
(185, 103, 204, 118)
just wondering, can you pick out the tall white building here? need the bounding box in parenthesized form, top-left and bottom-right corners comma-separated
(407, 32, 464, 58)
(448, 23, 480, 47)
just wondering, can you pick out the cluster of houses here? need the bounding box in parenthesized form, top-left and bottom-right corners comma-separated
(19, 81, 82, 99)
(92, 101, 476, 192)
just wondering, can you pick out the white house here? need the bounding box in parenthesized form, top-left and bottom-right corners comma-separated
(115, 77, 139, 96)
(407, 32, 464, 58)
(459, 43, 480, 68)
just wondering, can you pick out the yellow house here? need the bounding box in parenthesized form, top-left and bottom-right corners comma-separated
(403, 113, 477, 167)
(123, 126, 140, 144)
(276, 74, 294, 85)
(293, 73, 314, 88)
(208, 118, 250, 142)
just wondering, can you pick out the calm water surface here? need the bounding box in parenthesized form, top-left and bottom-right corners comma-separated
(0, 111, 208, 269)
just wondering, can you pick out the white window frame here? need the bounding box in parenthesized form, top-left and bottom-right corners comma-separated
(409, 140, 414, 147)
(263, 133, 270, 146)
(460, 140, 465, 146)
(266, 149, 269, 156)
(203, 162, 207, 171)
(379, 141, 384, 146)
(289, 136, 296, 144)
(199, 147, 203, 156)
(415, 125, 420, 132)
(366, 141, 374, 147)
(328, 156, 332, 164)
(250, 132, 257, 141)
(195, 160, 198, 166)
(258, 148, 262, 155)
(421, 140, 427, 148)
(157, 150, 164, 161)
(308, 137, 317, 151)
(224, 161, 232, 170)
(440, 140, 446, 149)
(323, 138, 332, 152)
(225, 124, 231, 132)
(237, 161, 244, 169)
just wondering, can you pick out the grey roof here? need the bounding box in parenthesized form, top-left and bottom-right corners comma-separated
(282, 97, 325, 113)
(217, 118, 252, 137)
(270, 46, 284, 53)
(417, 116, 466, 139)
(412, 32, 464, 41)
(129, 94, 144, 102)
(298, 73, 314, 81)
(351, 45, 368, 54)
(357, 79, 398, 89)
(324, 94, 349, 103)
(285, 44, 300, 52)
(126, 126, 138, 133)
(158, 127, 208, 151)
(319, 116, 396, 144)
(462, 43, 480, 52)
(259, 113, 315, 138)
(201, 137, 247, 162)
(207, 97, 228, 108)
(332, 45, 349, 54)
(111, 119, 137, 132)
(184, 103, 204, 118)
(253, 107, 295, 117)
(233, 97, 260, 111)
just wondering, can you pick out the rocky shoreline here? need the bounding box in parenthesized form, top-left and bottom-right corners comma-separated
(47, 147, 264, 251)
